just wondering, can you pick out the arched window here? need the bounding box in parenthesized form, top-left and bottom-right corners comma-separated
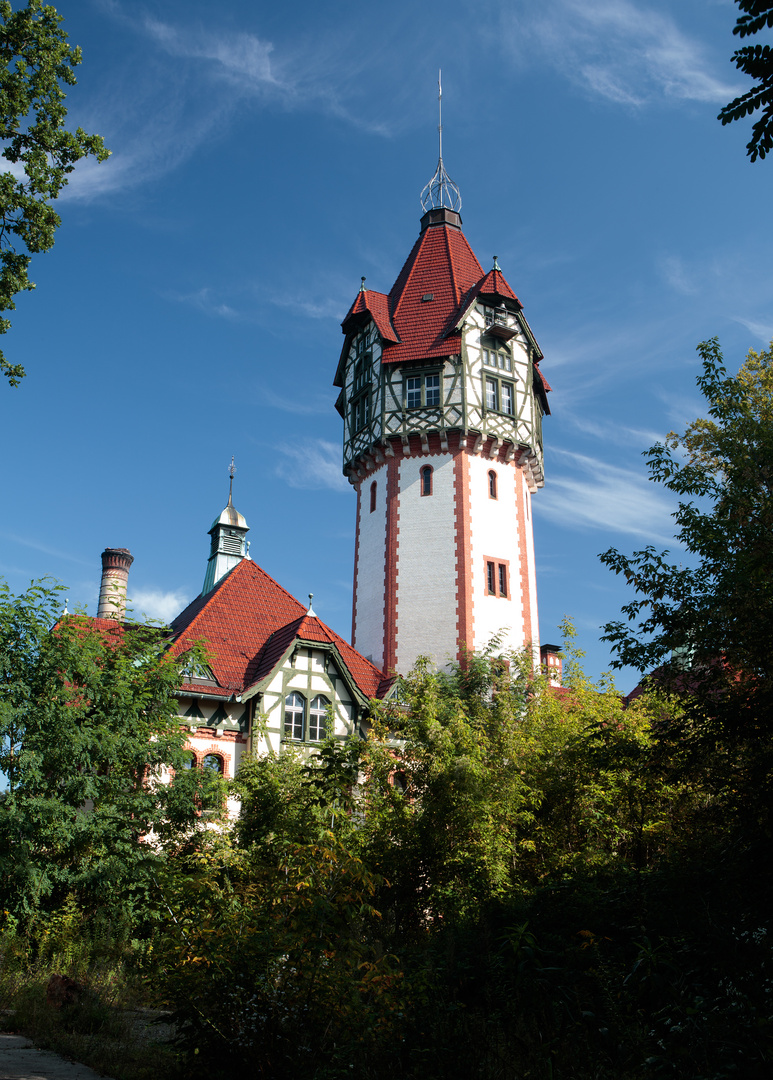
(284, 692, 305, 740)
(180, 750, 196, 770)
(309, 696, 329, 741)
(421, 465, 433, 497)
(370, 480, 377, 513)
(488, 470, 497, 499)
(202, 754, 224, 774)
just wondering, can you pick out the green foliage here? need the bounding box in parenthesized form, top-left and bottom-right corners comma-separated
(601, 340, 773, 724)
(0, 0, 109, 386)
(0, 578, 207, 918)
(718, 2, 773, 161)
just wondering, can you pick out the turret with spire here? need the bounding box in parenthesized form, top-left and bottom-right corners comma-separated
(334, 80, 551, 676)
(202, 458, 250, 596)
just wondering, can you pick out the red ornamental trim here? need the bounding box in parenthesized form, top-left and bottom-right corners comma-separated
(383, 454, 400, 675)
(453, 436, 473, 665)
(515, 467, 534, 647)
(352, 480, 362, 644)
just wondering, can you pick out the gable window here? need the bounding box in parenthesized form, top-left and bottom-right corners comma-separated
(284, 692, 305, 740)
(488, 470, 497, 499)
(421, 465, 433, 496)
(485, 556, 510, 598)
(482, 346, 512, 372)
(483, 373, 515, 417)
(405, 371, 441, 409)
(370, 481, 377, 513)
(309, 696, 329, 741)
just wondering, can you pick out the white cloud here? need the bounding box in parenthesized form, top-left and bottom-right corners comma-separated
(142, 18, 278, 92)
(130, 587, 191, 623)
(536, 449, 677, 544)
(506, 0, 739, 107)
(276, 439, 349, 491)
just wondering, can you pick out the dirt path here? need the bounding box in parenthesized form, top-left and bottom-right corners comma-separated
(0, 1034, 115, 1080)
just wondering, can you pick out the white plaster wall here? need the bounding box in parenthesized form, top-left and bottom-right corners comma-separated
(467, 455, 526, 655)
(354, 462, 387, 666)
(395, 453, 458, 673)
(522, 479, 540, 656)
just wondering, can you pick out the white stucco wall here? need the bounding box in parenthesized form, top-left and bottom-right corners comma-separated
(353, 461, 388, 667)
(467, 454, 527, 655)
(395, 453, 458, 673)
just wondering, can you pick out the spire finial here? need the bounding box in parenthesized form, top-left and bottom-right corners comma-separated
(493, 255, 500, 271)
(420, 70, 462, 214)
(308, 592, 316, 616)
(228, 456, 236, 506)
(359, 276, 366, 293)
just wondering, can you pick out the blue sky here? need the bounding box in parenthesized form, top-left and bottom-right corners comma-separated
(2, 0, 770, 689)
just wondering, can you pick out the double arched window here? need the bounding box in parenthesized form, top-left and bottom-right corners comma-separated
(284, 693, 330, 742)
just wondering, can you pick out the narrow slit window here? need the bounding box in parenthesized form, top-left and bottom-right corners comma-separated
(421, 465, 433, 496)
(370, 481, 377, 513)
(487, 561, 496, 595)
(499, 564, 508, 597)
(488, 470, 497, 499)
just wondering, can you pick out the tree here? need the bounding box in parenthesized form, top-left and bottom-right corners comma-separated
(0, 1, 109, 387)
(0, 578, 208, 917)
(600, 338, 773, 755)
(718, 1, 773, 161)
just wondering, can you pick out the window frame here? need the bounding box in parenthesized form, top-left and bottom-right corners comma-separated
(284, 691, 332, 744)
(482, 371, 516, 417)
(403, 369, 442, 410)
(349, 334, 372, 434)
(420, 464, 433, 496)
(483, 556, 511, 599)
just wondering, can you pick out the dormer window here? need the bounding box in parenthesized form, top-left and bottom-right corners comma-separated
(405, 372, 440, 409)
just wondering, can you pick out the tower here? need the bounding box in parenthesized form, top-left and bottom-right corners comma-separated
(334, 104, 550, 675)
(202, 459, 250, 596)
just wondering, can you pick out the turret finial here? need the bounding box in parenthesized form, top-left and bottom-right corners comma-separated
(308, 593, 316, 616)
(359, 276, 366, 293)
(493, 255, 500, 271)
(228, 456, 236, 505)
(420, 69, 462, 213)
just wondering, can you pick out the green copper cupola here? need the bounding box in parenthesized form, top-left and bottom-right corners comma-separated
(202, 459, 250, 595)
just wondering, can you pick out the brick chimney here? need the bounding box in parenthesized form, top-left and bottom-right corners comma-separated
(97, 548, 134, 620)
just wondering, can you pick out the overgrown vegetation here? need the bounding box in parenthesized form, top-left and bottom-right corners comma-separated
(2, 342, 772, 1078)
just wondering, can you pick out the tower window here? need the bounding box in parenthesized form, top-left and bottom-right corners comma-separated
(488, 470, 497, 499)
(370, 481, 377, 513)
(405, 371, 441, 409)
(484, 374, 515, 417)
(484, 556, 510, 598)
(421, 465, 433, 496)
(350, 335, 371, 434)
(483, 346, 512, 372)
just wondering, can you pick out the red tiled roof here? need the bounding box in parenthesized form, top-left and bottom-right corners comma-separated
(474, 267, 520, 305)
(169, 560, 390, 702)
(246, 611, 391, 701)
(342, 289, 398, 344)
(381, 223, 484, 365)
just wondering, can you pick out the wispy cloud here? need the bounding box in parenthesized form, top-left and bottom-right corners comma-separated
(276, 439, 349, 491)
(730, 315, 773, 344)
(505, 0, 738, 107)
(0, 531, 92, 567)
(537, 449, 677, 544)
(165, 287, 238, 319)
(259, 386, 335, 415)
(130, 587, 191, 623)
